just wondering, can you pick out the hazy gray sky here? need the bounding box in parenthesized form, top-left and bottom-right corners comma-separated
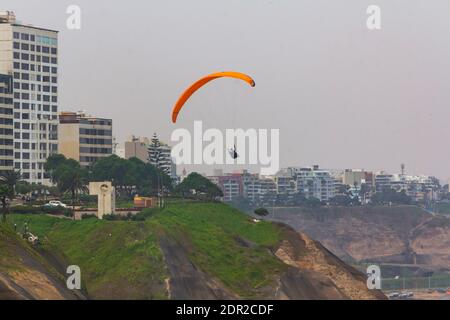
(3, 0, 450, 179)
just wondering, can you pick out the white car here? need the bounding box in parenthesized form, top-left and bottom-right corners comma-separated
(46, 200, 67, 208)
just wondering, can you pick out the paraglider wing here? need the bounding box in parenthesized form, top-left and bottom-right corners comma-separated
(171, 71, 255, 123)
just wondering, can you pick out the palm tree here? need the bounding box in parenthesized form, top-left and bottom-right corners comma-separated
(67, 170, 89, 212)
(56, 162, 89, 217)
(0, 170, 22, 222)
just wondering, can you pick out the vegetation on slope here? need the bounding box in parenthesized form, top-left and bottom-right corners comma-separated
(6, 202, 286, 299)
(0, 222, 60, 278)
(150, 203, 285, 297)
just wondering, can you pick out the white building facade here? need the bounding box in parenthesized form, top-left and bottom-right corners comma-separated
(0, 11, 59, 184)
(294, 166, 335, 202)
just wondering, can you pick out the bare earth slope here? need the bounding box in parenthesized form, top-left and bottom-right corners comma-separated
(0, 224, 84, 300)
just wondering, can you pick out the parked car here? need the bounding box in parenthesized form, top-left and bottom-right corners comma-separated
(387, 292, 400, 299)
(44, 200, 67, 208)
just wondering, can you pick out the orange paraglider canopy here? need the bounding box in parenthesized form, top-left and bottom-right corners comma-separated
(171, 71, 255, 123)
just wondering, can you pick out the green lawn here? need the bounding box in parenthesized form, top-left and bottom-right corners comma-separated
(436, 202, 450, 215)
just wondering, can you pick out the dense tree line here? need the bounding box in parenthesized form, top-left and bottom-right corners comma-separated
(45, 154, 173, 202)
(370, 188, 412, 205)
(89, 155, 173, 197)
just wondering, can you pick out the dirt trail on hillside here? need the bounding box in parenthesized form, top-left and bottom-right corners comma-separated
(0, 230, 85, 300)
(159, 236, 238, 299)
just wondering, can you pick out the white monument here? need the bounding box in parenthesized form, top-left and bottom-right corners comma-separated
(89, 181, 116, 219)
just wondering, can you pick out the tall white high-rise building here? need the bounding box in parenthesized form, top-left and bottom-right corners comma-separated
(0, 11, 59, 184)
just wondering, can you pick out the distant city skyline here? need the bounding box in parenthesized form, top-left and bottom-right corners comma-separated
(2, 1, 450, 179)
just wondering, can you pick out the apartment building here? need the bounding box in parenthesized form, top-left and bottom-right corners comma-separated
(0, 11, 59, 184)
(343, 169, 375, 191)
(208, 173, 243, 202)
(125, 135, 149, 162)
(375, 172, 394, 192)
(0, 74, 13, 172)
(58, 111, 113, 167)
(274, 168, 297, 195)
(295, 166, 335, 202)
(243, 171, 276, 203)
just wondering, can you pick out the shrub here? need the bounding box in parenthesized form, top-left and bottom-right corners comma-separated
(254, 208, 270, 216)
(63, 209, 74, 218)
(81, 214, 97, 220)
(103, 214, 129, 221)
(10, 205, 43, 215)
(131, 208, 160, 221)
(41, 206, 72, 216)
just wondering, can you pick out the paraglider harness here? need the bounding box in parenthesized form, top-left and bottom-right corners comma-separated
(229, 145, 238, 160)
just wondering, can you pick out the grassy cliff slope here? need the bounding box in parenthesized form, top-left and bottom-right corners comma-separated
(2, 202, 385, 300)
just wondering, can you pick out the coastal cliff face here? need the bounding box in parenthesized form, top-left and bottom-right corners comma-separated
(268, 206, 450, 271)
(273, 225, 386, 300)
(0, 203, 385, 300)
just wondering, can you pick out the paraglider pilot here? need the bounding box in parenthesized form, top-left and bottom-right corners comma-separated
(229, 145, 238, 160)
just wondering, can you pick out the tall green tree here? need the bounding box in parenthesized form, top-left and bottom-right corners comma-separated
(0, 170, 22, 222)
(44, 154, 68, 185)
(175, 173, 223, 201)
(45, 155, 89, 209)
